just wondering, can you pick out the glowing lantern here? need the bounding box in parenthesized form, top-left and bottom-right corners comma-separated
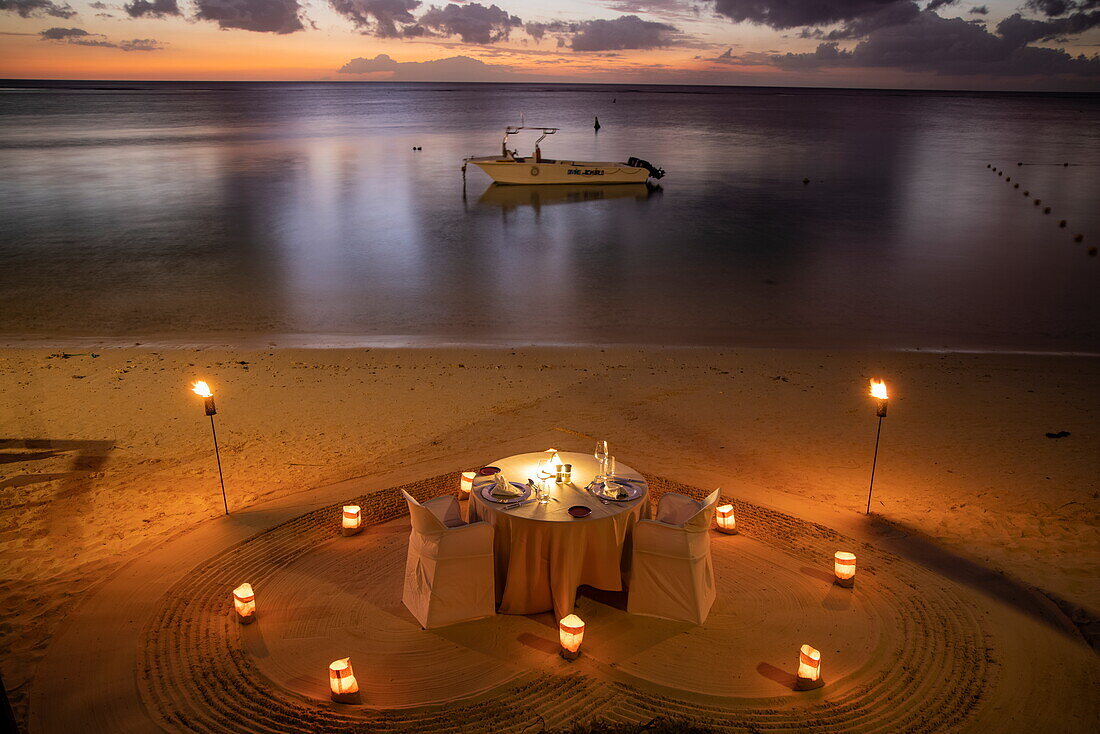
(834, 551, 856, 587)
(869, 378, 888, 417)
(232, 583, 255, 624)
(715, 504, 737, 534)
(341, 505, 362, 536)
(192, 380, 216, 416)
(545, 448, 563, 469)
(796, 644, 823, 690)
(328, 657, 359, 703)
(558, 614, 585, 660)
(460, 471, 476, 497)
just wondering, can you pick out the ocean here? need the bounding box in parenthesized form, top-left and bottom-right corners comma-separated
(1, 80, 1097, 352)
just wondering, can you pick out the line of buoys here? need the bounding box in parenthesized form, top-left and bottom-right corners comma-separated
(988, 164, 1088, 255)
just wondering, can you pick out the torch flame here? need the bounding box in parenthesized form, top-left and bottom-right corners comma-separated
(192, 380, 213, 398)
(869, 378, 888, 400)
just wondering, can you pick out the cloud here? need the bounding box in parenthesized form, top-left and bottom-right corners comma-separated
(337, 52, 531, 80)
(38, 26, 165, 50)
(997, 8, 1100, 45)
(748, 11, 1100, 76)
(802, 1, 921, 40)
(969, 5, 988, 14)
(711, 0, 910, 30)
(413, 2, 521, 44)
(194, 0, 304, 34)
(0, 0, 76, 18)
(328, 0, 420, 37)
(124, 0, 179, 17)
(569, 14, 680, 51)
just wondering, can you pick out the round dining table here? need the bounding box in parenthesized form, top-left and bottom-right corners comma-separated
(468, 450, 649, 620)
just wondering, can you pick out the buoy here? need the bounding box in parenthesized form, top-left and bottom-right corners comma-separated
(803, 178, 810, 184)
(594, 116, 601, 132)
(1024, 191, 1029, 196)
(1059, 220, 1066, 228)
(987, 164, 991, 168)
(1017, 162, 1023, 166)
(1044, 207, 1051, 214)
(1034, 199, 1041, 205)
(1064, 162, 1069, 167)
(1088, 247, 1096, 256)
(1014, 183, 1019, 189)
(1006, 176, 1011, 181)
(1074, 234, 1083, 242)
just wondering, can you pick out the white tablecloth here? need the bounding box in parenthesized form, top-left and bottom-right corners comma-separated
(468, 451, 649, 619)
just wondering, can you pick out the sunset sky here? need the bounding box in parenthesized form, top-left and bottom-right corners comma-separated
(1, 0, 1099, 89)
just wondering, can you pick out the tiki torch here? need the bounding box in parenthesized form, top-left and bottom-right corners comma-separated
(192, 380, 229, 515)
(865, 378, 888, 515)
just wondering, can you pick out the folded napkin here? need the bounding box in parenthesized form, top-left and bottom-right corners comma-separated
(491, 473, 522, 498)
(602, 481, 629, 499)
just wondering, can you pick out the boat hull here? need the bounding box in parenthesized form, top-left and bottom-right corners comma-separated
(468, 158, 650, 185)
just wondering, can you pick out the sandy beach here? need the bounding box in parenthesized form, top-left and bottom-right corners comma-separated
(1, 345, 1097, 730)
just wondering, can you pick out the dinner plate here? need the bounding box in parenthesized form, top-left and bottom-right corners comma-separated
(480, 482, 532, 504)
(587, 479, 644, 502)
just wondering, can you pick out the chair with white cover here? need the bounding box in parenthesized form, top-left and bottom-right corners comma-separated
(627, 488, 720, 624)
(401, 489, 496, 629)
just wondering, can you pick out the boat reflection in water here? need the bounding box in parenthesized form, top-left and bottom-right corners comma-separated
(477, 183, 658, 212)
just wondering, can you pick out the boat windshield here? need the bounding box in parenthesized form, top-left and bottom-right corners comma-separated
(502, 126, 558, 157)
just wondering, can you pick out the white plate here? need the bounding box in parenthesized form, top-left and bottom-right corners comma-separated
(587, 479, 644, 502)
(480, 481, 532, 504)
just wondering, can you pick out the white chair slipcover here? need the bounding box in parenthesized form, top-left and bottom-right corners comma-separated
(627, 488, 720, 625)
(401, 489, 496, 629)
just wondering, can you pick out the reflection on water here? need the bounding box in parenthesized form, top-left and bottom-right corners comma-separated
(477, 183, 657, 212)
(0, 81, 1097, 351)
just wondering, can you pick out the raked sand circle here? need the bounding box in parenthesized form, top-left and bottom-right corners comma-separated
(137, 474, 989, 733)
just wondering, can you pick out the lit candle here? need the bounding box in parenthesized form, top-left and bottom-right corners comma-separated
(796, 644, 822, 690)
(715, 504, 737, 534)
(341, 505, 362, 536)
(558, 614, 585, 660)
(232, 583, 255, 624)
(460, 471, 476, 497)
(833, 551, 856, 587)
(328, 657, 359, 703)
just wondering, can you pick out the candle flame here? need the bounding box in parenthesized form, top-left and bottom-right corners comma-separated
(869, 378, 888, 400)
(192, 380, 213, 398)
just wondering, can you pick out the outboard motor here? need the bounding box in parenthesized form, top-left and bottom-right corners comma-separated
(627, 156, 666, 180)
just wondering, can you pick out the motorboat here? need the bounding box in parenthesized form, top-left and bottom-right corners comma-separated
(463, 126, 665, 185)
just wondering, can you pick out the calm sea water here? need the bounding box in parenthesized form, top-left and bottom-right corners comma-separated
(1, 81, 1098, 352)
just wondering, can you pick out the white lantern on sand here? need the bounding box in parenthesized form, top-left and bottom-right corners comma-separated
(834, 551, 856, 587)
(342, 505, 362, 536)
(796, 644, 823, 690)
(329, 657, 360, 703)
(559, 614, 585, 660)
(715, 504, 737, 534)
(460, 472, 476, 497)
(232, 583, 255, 624)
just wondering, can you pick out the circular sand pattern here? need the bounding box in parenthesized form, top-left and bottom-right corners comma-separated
(138, 474, 990, 732)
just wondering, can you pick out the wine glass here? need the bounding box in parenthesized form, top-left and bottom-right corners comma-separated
(594, 440, 609, 482)
(535, 458, 552, 504)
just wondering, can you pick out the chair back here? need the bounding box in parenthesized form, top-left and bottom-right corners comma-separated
(401, 489, 449, 536)
(682, 488, 720, 532)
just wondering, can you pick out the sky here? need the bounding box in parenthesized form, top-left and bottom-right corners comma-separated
(1, 0, 1099, 89)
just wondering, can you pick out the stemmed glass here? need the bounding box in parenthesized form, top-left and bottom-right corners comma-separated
(593, 440, 609, 483)
(535, 458, 553, 504)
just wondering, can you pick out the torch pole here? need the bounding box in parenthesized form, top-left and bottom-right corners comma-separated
(866, 414, 884, 515)
(209, 414, 229, 515)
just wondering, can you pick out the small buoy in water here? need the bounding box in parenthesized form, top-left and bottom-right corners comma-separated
(594, 116, 601, 132)
(1017, 162, 1023, 166)
(986, 164, 991, 168)
(1088, 247, 1097, 256)
(803, 178, 810, 184)
(1014, 183, 1019, 188)
(1034, 199, 1041, 205)
(1006, 176, 1011, 181)
(1064, 162, 1069, 167)
(998, 172, 1003, 176)
(1059, 220, 1067, 228)
(1074, 233, 1084, 242)
(1044, 206, 1051, 214)
(1024, 191, 1029, 196)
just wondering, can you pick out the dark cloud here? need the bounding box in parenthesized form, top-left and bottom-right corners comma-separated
(711, 0, 907, 30)
(338, 52, 531, 80)
(0, 0, 76, 18)
(124, 0, 179, 17)
(328, 0, 420, 37)
(925, 0, 958, 10)
(997, 9, 1100, 45)
(752, 11, 1100, 76)
(969, 5, 988, 14)
(803, 1, 920, 40)
(89, 1, 107, 7)
(194, 0, 304, 34)
(414, 2, 521, 44)
(38, 26, 165, 50)
(569, 14, 680, 51)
